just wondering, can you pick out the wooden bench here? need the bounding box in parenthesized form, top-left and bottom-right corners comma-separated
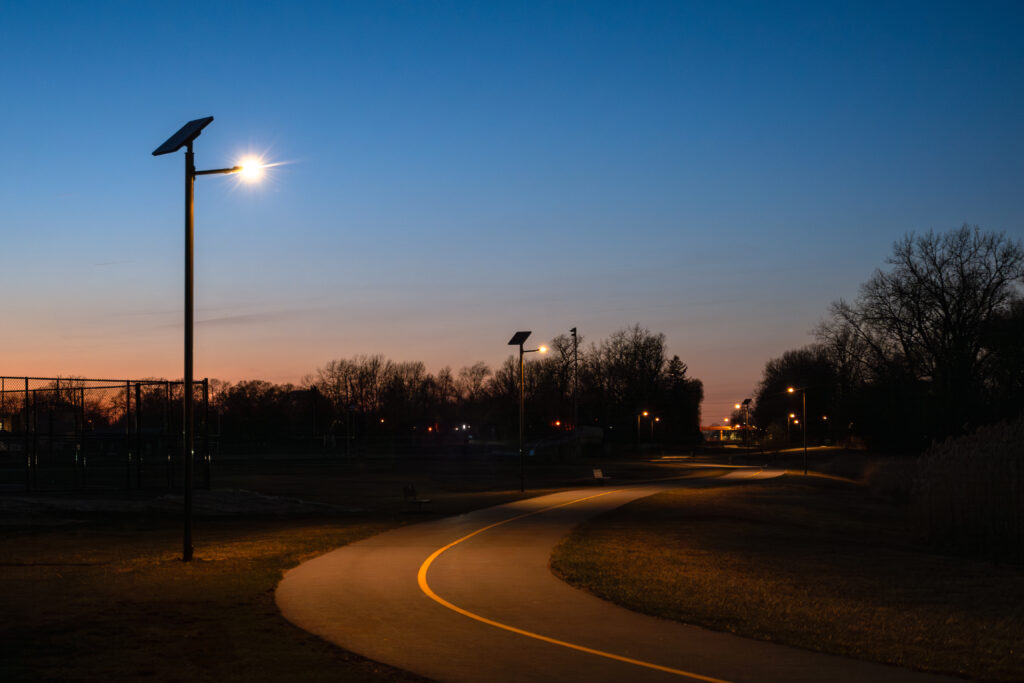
(592, 468, 612, 484)
(403, 484, 432, 511)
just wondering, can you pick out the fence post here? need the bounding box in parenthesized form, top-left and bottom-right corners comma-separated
(47, 390, 54, 483)
(0, 378, 5, 483)
(135, 382, 143, 489)
(125, 381, 132, 490)
(165, 381, 172, 490)
(79, 387, 86, 490)
(31, 388, 38, 491)
(24, 379, 30, 492)
(202, 378, 210, 489)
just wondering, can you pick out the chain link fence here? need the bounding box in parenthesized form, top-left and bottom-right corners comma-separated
(0, 376, 212, 492)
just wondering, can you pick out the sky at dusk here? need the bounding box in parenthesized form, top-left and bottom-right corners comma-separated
(2, 1, 1022, 424)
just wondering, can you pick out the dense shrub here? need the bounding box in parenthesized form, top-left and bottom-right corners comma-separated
(914, 414, 1024, 564)
(863, 458, 916, 501)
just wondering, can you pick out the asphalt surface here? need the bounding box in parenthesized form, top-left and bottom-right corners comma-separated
(276, 467, 960, 683)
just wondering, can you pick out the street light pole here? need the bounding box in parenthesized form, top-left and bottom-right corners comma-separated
(571, 326, 578, 455)
(636, 410, 649, 450)
(788, 386, 808, 475)
(519, 342, 525, 492)
(183, 144, 195, 561)
(154, 117, 259, 562)
(508, 331, 546, 492)
(801, 389, 807, 475)
(739, 398, 751, 447)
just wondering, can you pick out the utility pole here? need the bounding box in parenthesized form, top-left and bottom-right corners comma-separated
(571, 327, 579, 456)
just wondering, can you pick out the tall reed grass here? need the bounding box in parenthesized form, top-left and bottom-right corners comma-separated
(914, 415, 1024, 564)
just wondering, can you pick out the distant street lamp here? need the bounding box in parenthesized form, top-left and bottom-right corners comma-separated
(508, 331, 547, 492)
(153, 116, 263, 562)
(788, 386, 807, 475)
(737, 398, 752, 445)
(636, 410, 650, 447)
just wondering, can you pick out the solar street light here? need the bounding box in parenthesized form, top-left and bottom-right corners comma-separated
(508, 331, 548, 492)
(153, 116, 256, 562)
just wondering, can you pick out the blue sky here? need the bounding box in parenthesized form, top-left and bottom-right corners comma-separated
(2, 1, 1022, 422)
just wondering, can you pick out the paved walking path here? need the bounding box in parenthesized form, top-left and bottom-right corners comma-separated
(276, 467, 958, 682)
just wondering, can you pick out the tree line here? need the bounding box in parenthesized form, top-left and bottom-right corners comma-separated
(749, 225, 1024, 451)
(2, 327, 702, 456)
(210, 324, 703, 453)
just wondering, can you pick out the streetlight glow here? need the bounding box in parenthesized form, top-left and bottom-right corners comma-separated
(238, 155, 265, 182)
(538, 345, 549, 354)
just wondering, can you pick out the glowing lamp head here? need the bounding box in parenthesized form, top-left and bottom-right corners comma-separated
(237, 156, 265, 182)
(787, 387, 795, 393)
(538, 345, 549, 354)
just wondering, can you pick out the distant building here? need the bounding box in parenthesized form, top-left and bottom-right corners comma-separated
(700, 425, 752, 442)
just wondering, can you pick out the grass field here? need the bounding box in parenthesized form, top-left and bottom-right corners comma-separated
(551, 473, 1024, 682)
(0, 453, 686, 681)
(0, 514, 424, 682)
(6, 451, 1022, 681)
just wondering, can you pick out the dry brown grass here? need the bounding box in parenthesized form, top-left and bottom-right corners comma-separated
(551, 477, 1024, 681)
(0, 454, 695, 681)
(0, 515, 427, 682)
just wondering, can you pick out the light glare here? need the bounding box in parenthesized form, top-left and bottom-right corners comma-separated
(238, 156, 265, 182)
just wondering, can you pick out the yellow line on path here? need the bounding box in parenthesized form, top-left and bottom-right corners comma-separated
(416, 489, 734, 683)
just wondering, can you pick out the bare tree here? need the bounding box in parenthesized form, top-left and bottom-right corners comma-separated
(456, 362, 491, 405)
(820, 225, 1024, 437)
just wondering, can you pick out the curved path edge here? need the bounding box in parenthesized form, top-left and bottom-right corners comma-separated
(277, 468, 959, 683)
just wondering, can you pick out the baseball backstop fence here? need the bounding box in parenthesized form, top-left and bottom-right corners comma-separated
(0, 376, 212, 492)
